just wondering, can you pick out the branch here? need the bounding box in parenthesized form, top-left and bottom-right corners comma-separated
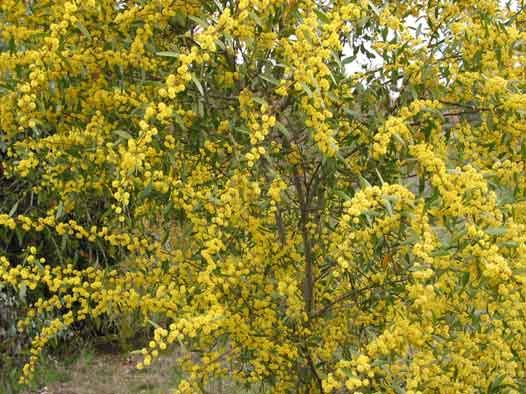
(306, 349, 323, 393)
(312, 279, 407, 319)
(292, 164, 315, 318)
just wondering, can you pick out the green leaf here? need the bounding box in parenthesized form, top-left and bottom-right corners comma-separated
(430, 248, 451, 257)
(259, 74, 279, 86)
(19, 283, 27, 302)
(415, 23, 423, 38)
(301, 82, 313, 97)
(375, 168, 385, 185)
(342, 55, 357, 65)
(485, 226, 507, 236)
(8, 35, 15, 52)
(173, 113, 187, 131)
(460, 271, 470, 289)
(197, 100, 204, 117)
(113, 129, 133, 140)
(383, 197, 393, 215)
(55, 202, 64, 220)
(235, 126, 250, 135)
(392, 132, 406, 146)
(331, 50, 344, 70)
(358, 175, 371, 189)
(498, 241, 519, 248)
(340, 368, 356, 378)
(156, 51, 179, 58)
(9, 201, 19, 217)
(75, 22, 91, 41)
(314, 9, 330, 23)
(487, 374, 507, 394)
(214, 38, 226, 51)
(335, 190, 351, 201)
(15, 226, 24, 245)
(249, 11, 264, 27)
(192, 74, 204, 96)
(138, 182, 153, 200)
(252, 96, 267, 106)
(188, 15, 208, 28)
(344, 109, 362, 120)
(276, 122, 290, 138)
(147, 319, 161, 329)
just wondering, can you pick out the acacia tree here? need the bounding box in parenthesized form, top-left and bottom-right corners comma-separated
(2, 0, 526, 392)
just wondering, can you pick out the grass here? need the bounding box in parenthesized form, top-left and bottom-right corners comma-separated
(15, 348, 182, 394)
(4, 345, 266, 394)
(1, 354, 73, 394)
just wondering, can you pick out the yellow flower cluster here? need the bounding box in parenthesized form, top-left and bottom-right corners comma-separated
(373, 100, 442, 159)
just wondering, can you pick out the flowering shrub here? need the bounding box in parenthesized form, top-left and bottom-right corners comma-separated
(1, 0, 526, 393)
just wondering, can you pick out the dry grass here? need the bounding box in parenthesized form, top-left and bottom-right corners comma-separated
(21, 349, 181, 394)
(18, 348, 265, 394)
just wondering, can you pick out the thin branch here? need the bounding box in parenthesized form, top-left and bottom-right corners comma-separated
(312, 279, 407, 319)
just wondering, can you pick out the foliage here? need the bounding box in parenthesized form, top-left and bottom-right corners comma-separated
(2, 0, 526, 393)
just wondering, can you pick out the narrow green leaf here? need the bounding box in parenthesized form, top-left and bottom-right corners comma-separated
(138, 182, 153, 200)
(249, 11, 264, 27)
(252, 96, 267, 106)
(192, 74, 204, 96)
(358, 175, 372, 189)
(276, 122, 290, 138)
(392, 132, 406, 146)
(235, 127, 250, 135)
(259, 74, 279, 86)
(147, 319, 161, 329)
(342, 55, 357, 65)
(173, 113, 187, 131)
(460, 271, 470, 288)
(383, 197, 393, 215)
(430, 248, 451, 257)
(113, 129, 133, 140)
(55, 202, 64, 220)
(335, 191, 351, 201)
(314, 9, 330, 23)
(485, 226, 507, 236)
(156, 51, 179, 58)
(9, 201, 19, 217)
(498, 241, 519, 248)
(19, 283, 27, 301)
(301, 82, 313, 97)
(75, 22, 91, 41)
(188, 15, 208, 28)
(375, 169, 385, 185)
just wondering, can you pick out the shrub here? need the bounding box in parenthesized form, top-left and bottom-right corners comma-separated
(1, 1, 526, 393)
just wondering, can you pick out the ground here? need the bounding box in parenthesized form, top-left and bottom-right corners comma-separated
(20, 349, 180, 394)
(15, 347, 261, 394)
